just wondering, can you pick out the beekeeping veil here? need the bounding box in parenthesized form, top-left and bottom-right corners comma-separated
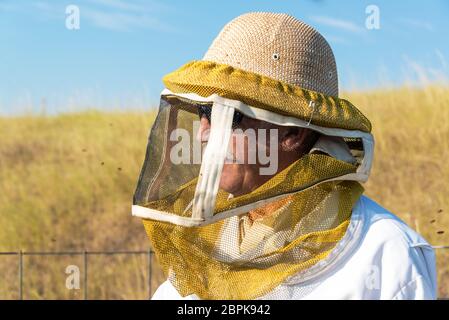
(132, 12, 374, 299)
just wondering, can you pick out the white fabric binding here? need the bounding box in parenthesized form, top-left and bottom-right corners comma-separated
(131, 89, 375, 227)
(192, 102, 235, 219)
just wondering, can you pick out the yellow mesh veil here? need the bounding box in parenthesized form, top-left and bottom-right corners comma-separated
(142, 163, 364, 299)
(133, 61, 373, 300)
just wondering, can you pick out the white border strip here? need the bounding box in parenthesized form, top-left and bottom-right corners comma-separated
(133, 173, 363, 227)
(192, 102, 235, 219)
(161, 89, 374, 181)
(132, 89, 375, 227)
(132, 205, 205, 227)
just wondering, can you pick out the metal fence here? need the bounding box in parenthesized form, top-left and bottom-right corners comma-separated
(0, 250, 154, 300)
(1, 247, 448, 300)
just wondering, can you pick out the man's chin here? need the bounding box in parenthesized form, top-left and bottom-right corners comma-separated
(219, 164, 246, 195)
(219, 177, 244, 196)
(219, 182, 239, 196)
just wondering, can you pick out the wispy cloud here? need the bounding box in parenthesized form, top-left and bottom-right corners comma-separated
(399, 18, 434, 32)
(309, 15, 364, 34)
(81, 7, 173, 32)
(80, 0, 176, 32)
(324, 35, 350, 45)
(435, 49, 448, 71)
(0, 0, 22, 12)
(89, 0, 148, 12)
(0, 0, 177, 32)
(87, 0, 171, 14)
(402, 54, 448, 84)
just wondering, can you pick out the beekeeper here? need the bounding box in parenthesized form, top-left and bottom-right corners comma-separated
(132, 12, 437, 300)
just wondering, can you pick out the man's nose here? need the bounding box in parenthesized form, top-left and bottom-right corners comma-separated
(196, 116, 211, 142)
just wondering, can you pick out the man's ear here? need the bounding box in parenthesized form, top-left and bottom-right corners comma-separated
(280, 128, 310, 152)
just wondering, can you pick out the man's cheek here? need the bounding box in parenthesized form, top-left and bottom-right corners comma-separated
(226, 134, 246, 164)
(258, 129, 279, 176)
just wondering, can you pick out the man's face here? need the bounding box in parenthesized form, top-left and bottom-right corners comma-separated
(197, 112, 314, 196)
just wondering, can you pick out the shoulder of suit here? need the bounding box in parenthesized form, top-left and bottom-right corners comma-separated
(356, 195, 432, 250)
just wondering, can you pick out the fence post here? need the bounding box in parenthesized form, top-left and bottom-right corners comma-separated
(18, 250, 23, 300)
(147, 249, 152, 299)
(83, 251, 88, 300)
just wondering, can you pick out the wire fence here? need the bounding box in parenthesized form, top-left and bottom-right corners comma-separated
(1, 246, 448, 300)
(0, 250, 154, 300)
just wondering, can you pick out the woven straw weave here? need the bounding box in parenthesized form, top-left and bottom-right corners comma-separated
(204, 12, 339, 97)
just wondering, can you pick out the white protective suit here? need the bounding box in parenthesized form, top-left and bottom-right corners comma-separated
(152, 195, 437, 300)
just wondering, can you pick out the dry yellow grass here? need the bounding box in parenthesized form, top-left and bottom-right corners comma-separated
(0, 111, 165, 299)
(0, 85, 448, 298)
(347, 85, 449, 298)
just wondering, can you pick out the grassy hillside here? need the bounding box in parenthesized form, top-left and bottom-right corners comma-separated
(0, 86, 448, 298)
(0, 111, 164, 299)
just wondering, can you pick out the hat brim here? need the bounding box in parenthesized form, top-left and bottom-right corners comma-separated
(163, 60, 372, 133)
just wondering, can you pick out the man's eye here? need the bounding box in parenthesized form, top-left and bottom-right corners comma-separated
(197, 107, 244, 128)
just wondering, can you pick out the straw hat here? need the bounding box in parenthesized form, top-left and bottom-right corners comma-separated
(163, 12, 371, 132)
(203, 12, 339, 97)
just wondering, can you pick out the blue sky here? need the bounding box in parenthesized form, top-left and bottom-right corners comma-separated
(0, 0, 448, 114)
